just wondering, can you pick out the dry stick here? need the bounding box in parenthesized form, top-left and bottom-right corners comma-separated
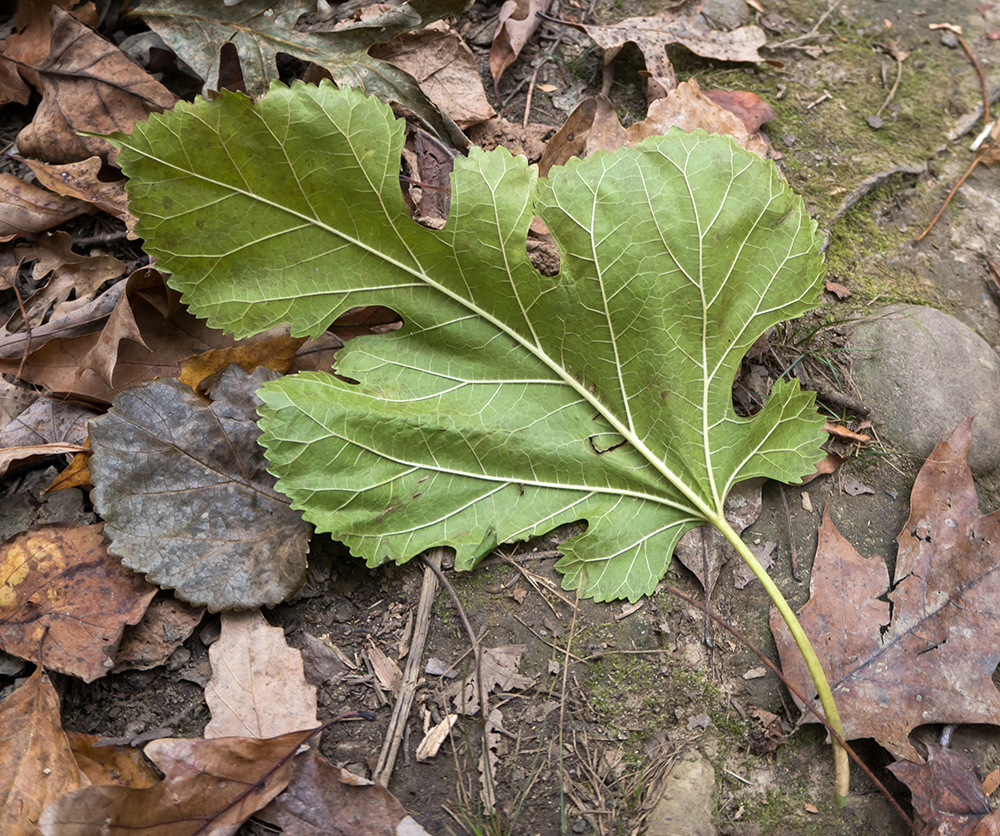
(916, 36, 992, 241)
(374, 548, 443, 786)
(661, 583, 916, 834)
(779, 484, 801, 581)
(558, 583, 582, 836)
(523, 29, 566, 129)
(11, 280, 32, 381)
(701, 525, 714, 647)
(420, 555, 495, 805)
(959, 36, 990, 125)
(767, 0, 843, 49)
(874, 50, 904, 120)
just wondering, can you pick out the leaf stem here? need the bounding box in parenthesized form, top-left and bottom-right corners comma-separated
(714, 514, 849, 806)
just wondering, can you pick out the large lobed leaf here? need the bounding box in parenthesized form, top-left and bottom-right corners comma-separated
(110, 82, 826, 601)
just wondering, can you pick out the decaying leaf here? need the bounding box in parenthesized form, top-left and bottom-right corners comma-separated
(0, 523, 156, 681)
(489, 0, 550, 90)
(773, 418, 1000, 761)
(113, 596, 205, 673)
(14, 6, 178, 165)
(890, 744, 1000, 836)
(18, 156, 134, 233)
(258, 748, 431, 835)
(110, 83, 826, 603)
(136, 0, 468, 145)
(539, 80, 775, 174)
(0, 174, 95, 242)
(39, 728, 318, 836)
(0, 668, 87, 836)
(371, 21, 495, 128)
(204, 610, 318, 739)
(569, 0, 766, 95)
(89, 365, 311, 610)
(444, 645, 535, 715)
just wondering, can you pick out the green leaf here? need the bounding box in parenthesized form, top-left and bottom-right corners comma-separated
(136, 0, 468, 146)
(110, 82, 826, 601)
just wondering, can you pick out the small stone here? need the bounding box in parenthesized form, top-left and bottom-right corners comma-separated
(940, 30, 959, 48)
(646, 749, 716, 836)
(166, 647, 191, 672)
(847, 305, 1000, 477)
(780, 134, 796, 146)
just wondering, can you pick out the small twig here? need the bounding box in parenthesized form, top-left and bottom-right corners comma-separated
(523, 29, 566, 130)
(958, 36, 990, 125)
(662, 584, 916, 834)
(511, 612, 586, 662)
(874, 47, 905, 119)
(779, 484, 801, 581)
(10, 280, 32, 380)
(374, 547, 443, 786)
(806, 89, 831, 110)
(767, 0, 843, 50)
(558, 581, 582, 836)
(914, 154, 983, 241)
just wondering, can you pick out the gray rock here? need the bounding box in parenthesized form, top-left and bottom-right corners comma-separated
(646, 749, 716, 836)
(696, 0, 752, 31)
(847, 305, 1000, 476)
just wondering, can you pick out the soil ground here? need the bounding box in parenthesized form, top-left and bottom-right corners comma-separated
(4, 0, 1000, 834)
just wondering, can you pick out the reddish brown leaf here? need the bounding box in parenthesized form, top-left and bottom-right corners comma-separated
(489, 0, 551, 88)
(701, 89, 775, 133)
(772, 418, 1000, 760)
(113, 596, 205, 673)
(0, 523, 156, 681)
(0, 174, 95, 242)
(259, 748, 430, 836)
(796, 450, 846, 484)
(824, 280, 852, 299)
(0, 667, 87, 836)
(15, 7, 178, 165)
(0, 57, 31, 106)
(204, 610, 318, 740)
(39, 728, 318, 836)
(891, 744, 1000, 836)
(67, 733, 160, 789)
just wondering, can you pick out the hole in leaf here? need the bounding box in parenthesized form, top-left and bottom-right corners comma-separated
(526, 217, 560, 277)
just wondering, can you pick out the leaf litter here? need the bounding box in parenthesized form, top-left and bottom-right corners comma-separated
(3, 0, 998, 833)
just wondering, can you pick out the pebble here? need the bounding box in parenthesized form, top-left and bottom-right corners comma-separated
(847, 305, 1000, 477)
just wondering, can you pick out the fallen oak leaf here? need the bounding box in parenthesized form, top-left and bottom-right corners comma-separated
(67, 733, 160, 789)
(890, 744, 1000, 836)
(88, 365, 311, 611)
(489, 0, 551, 92)
(39, 728, 319, 836)
(0, 667, 88, 836)
(773, 418, 1000, 761)
(0, 523, 156, 681)
(0, 442, 89, 478)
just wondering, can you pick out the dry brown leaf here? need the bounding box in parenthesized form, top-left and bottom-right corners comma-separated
(0, 56, 31, 106)
(259, 748, 431, 835)
(773, 418, 1000, 761)
(39, 728, 318, 836)
(824, 280, 852, 299)
(701, 88, 776, 133)
(0, 442, 88, 478)
(204, 610, 319, 740)
(366, 640, 403, 696)
(0, 667, 88, 835)
(984, 767, 1000, 797)
(372, 21, 495, 129)
(0, 395, 94, 449)
(796, 450, 845, 484)
(0, 174, 95, 242)
(179, 332, 307, 391)
(67, 732, 161, 789)
(891, 744, 1000, 836)
(444, 645, 535, 715)
(0, 523, 156, 681)
(18, 155, 135, 234)
(14, 7, 177, 165)
(113, 596, 205, 673)
(572, 1, 766, 96)
(539, 81, 774, 175)
(79, 284, 149, 386)
(489, 0, 551, 90)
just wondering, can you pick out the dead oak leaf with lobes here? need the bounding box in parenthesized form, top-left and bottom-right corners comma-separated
(89, 364, 311, 612)
(772, 418, 1000, 762)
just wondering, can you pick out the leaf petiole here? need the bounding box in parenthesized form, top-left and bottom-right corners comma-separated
(715, 514, 849, 806)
